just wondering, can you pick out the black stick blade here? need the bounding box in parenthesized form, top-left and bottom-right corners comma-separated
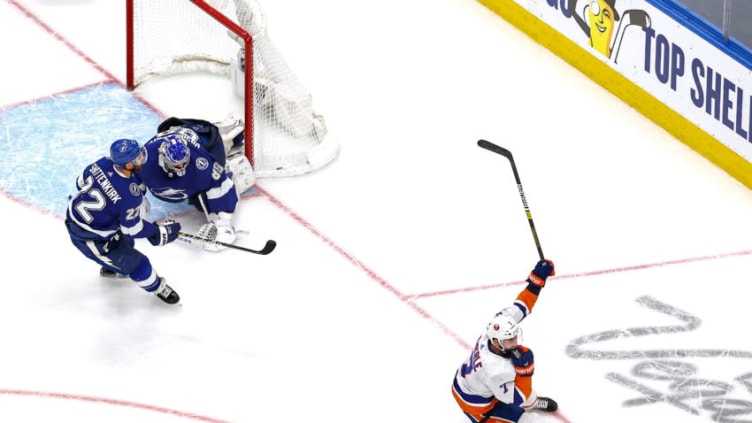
(477, 139, 513, 160)
(257, 240, 277, 255)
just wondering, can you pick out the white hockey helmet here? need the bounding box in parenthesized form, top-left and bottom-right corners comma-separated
(486, 314, 522, 346)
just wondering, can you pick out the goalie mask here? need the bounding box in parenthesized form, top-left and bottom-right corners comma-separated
(158, 134, 190, 177)
(486, 314, 522, 354)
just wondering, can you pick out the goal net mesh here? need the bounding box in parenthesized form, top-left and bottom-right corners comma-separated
(128, 0, 338, 178)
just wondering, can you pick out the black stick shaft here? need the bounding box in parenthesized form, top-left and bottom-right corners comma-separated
(477, 139, 545, 260)
(178, 232, 276, 255)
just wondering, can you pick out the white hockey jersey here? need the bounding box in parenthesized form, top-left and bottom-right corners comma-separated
(452, 289, 541, 417)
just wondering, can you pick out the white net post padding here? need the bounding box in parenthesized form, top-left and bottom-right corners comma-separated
(127, 0, 339, 178)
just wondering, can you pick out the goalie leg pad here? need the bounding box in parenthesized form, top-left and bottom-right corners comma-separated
(139, 196, 151, 220)
(226, 154, 256, 195)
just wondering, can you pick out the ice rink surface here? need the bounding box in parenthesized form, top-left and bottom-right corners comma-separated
(2, 0, 752, 422)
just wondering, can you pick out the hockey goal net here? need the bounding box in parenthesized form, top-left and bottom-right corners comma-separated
(126, 0, 338, 178)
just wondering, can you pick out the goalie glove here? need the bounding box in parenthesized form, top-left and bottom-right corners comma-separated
(197, 213, 237, 252)
(148, 220, 181, 246)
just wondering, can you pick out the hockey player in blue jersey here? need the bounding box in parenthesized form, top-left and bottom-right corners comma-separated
(138, 117, 254, 252)
(65, 139, 182, 304)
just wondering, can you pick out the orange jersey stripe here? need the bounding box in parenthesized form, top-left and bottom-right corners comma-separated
(452, 385, 496, 416)
(515, 288, 539, 313)
(514, 375, 534, 402)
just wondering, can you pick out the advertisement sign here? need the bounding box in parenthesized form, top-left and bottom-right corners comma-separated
(504, 0, 752, 161)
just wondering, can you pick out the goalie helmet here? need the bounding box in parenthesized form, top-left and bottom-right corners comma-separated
(110, 138, 146, 167)
(486, 313, 522, 351)
(157, 134, 190, 177)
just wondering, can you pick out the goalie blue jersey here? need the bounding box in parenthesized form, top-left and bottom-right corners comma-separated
(138, 128, 238, 216)
(66, 157, 157, 241)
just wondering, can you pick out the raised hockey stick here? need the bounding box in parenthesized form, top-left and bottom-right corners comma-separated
(178, 231, 277, 255)
(477, 139, 545, 260)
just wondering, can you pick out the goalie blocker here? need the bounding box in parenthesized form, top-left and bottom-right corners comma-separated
(197, 212, 236, 253)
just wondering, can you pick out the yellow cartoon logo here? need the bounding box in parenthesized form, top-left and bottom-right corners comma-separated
(570, 0, 651, 62)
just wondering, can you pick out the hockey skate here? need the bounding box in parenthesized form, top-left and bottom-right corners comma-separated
(100, 267, 128, 279)
(533, 397, 558, 412)
(154, 278, 180, 304)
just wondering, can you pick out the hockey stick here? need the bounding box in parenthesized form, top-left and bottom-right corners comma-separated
(477, 139, 545, 260)
(177, 231, 277, 255)
(189, 193, 276, 254)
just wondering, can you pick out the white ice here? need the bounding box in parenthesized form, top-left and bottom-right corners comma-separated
(2, 0, 752, 422)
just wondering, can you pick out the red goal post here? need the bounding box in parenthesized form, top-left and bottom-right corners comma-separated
(125, 0, 338, 178)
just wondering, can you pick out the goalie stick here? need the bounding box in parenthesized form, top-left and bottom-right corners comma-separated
(178, 231, 277, 255)
(477, 139, 545, 260)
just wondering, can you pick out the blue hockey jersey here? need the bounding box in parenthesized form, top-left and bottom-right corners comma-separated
(138, 127, 238, 216)
(66, 157, 158, 241)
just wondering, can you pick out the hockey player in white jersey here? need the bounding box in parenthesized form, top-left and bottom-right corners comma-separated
(452, 259, 558, 422)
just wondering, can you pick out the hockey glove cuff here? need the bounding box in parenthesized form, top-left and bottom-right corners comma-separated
(527, 259, 555, 287)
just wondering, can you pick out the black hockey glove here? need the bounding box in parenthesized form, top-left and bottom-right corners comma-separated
(148, 220, 181, 246)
